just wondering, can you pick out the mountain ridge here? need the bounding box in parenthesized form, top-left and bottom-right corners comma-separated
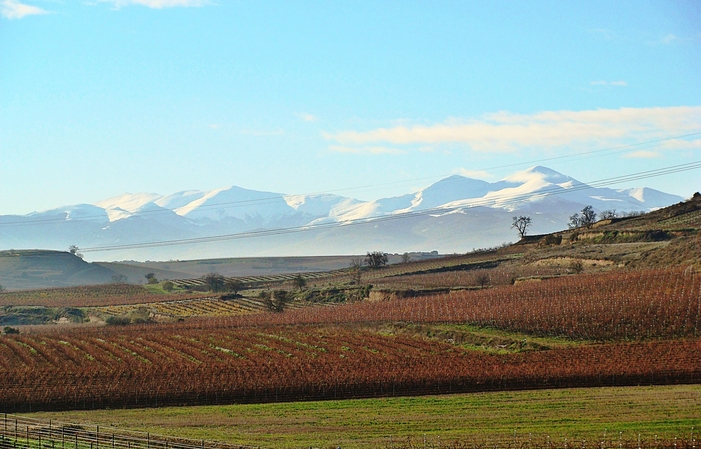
(0, 166, 687, 261)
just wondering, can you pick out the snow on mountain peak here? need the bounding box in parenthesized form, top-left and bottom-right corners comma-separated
(96, 193, 163, 213)
(502, 166, 573, 184)
(627, 187, 646, 202)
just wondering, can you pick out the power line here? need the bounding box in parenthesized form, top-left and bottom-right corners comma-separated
(79, 160, 701, 253)
(3, 131, 700, 228)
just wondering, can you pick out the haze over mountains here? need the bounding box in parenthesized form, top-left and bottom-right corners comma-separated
(0, 166, 685, 261)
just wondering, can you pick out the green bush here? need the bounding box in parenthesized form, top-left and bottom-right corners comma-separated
(105, 315, 131, 326)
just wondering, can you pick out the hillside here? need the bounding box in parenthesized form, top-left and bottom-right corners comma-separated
(0, 250, 117, 290)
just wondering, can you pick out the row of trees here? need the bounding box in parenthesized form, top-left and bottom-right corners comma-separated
(512, 205, 642, 239)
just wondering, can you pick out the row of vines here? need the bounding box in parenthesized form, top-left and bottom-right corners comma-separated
(0, 285, 211, 308)
(1, 323, 700, 411)
(1, 268, 700, 411)
(192, 268, 701, 341)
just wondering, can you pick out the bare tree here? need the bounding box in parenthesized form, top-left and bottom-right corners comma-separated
(580, 205, 597, 228)
(364, 251, 388, 269)
(111, 274, 128, 284)
(225, 279, 244, 295)
(476, 273, 491, 288)
(293, 274, 307, 291)
(68, 245, 84, 259)
(511, 216, 532, 238)
(349, 258, 363, 285)
(569, 259, 584, 274)
(569, 205, 597, 229)
(600, 209, 618, 220)
(261, 290, 291, 312)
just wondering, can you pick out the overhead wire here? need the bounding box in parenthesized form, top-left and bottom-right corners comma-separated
(2, 131, 700, 228)
(79, 160, 701, 253)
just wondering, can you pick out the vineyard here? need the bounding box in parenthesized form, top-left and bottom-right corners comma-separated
(93, 297, 309, 320)
(0, 285, 211, 308)
(1, 323, 700, 412)
(192, 268, 701, 341)
(1, 268, 700, 412)
(370, 264, 569, 290)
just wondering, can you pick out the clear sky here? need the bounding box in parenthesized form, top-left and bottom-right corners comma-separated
(1, 0, 700, 216)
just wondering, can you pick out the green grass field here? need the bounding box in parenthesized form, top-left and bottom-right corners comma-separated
(24, 385, 701, 449)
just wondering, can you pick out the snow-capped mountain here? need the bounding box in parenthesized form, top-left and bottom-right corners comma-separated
(0, 167, 687, 261)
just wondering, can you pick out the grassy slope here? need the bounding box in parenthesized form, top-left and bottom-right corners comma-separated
(25, 385, 701, 449)
(0, 250, 116, 290)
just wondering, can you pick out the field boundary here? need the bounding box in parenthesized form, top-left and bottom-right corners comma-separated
(0, 415, 260, 449)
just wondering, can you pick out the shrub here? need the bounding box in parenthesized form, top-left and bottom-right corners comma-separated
(105, 315, 131, 326)
(569, 259, 584, 274)
(224, 279, 243, 295)
(111, 274, 128, 284)
(203, 273, 226, 292)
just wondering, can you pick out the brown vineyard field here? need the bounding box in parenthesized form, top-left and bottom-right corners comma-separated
(0, 284, 212, 308)
(1, 268, 700, 413)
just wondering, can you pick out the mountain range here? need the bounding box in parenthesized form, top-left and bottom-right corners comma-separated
(0, 166, 686, 261)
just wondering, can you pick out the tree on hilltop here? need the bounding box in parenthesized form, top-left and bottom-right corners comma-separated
(68, 245, 84, 259)
(364, 251, 388, 269)
(569, 205, 597, 229)
(511, 216, 532, 239)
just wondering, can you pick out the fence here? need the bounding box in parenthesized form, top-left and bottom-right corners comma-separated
(0, 415, 259, 449)
(0, 414, 697, 449)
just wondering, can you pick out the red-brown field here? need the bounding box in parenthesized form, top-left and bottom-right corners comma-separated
(0, 284, 211, 307)
(1, 268, 700, 413)
(199, 268, 701, 341)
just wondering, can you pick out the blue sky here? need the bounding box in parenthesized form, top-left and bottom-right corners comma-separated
(1, 0, 700, 215)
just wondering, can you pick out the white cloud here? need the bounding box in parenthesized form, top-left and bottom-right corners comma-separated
(102, 0, 208, 9)
(589, 28, 616, 40)
(1, 0, 48, 19)
(661, 34, 678, 44)
(659, 138, 701, 150)
(329, 145, 405, 155)
(624, 151, 661, 159)
(324, 106, 701, 154)
(239, 128, 284, 137)
(590, 80, 627, 87)
(298, 112, 318, 123)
